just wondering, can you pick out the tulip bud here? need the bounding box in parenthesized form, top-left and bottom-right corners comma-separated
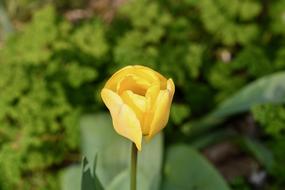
(101, 65, 175, 150)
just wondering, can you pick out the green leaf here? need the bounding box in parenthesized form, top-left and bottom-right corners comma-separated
(213, 72, 285, 117)
(241, 137, 274, 171)
(170, 103, 191, 125)
(60, 156, 104, 190)
(71, 22, 109, 58)
(251, 104, 285, 138)
(162, 145, 230, 190)
(106, 169, 150, 190)
(81, 156, 104, 190)
(80, 113, 163, 190)
(191, 129, 236, 149)
(60, 165, 81, 190)
(183, 72, 285, 135)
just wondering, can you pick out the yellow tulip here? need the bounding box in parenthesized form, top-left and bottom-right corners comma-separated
(101, 65, 175, 150)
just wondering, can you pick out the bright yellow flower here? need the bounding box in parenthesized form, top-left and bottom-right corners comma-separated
(101, 65, 175, 150)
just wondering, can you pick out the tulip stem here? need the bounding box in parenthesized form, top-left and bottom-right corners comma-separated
(131, 143, 137, 190)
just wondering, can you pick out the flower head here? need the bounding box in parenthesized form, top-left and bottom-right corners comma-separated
(101, 65, 175, 150)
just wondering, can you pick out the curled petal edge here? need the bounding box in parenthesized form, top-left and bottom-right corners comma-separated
(147, 79, 175, 139)
(101, 88, 142, 150)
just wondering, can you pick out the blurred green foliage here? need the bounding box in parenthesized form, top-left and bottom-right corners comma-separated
(252, 104, 285, 187)
(0, 6, 103, 189)
(0, 0, 284, 189)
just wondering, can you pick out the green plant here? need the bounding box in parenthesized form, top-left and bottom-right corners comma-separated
(0, 5, 107, 189)
(252, 104, 285, 188)
(0, 0, 285, 188)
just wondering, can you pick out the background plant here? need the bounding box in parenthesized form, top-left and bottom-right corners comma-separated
(0, 0, 285, 189)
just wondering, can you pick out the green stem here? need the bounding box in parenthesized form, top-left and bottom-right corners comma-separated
(131, 143, 137, 190)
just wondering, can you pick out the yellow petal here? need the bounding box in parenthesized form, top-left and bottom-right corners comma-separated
(121, 90, 146, 123)
(104, 66, 133, 91)
(104, 65, 165, 91)
(101, 89, 142, 150)
(141, 84, 160, 134)
(147, 79, 175, 139)
(147, 90, 170, 138)
(133, 65, 166, 87)
(167, 79, 175, 100)
(117, 75, 150, 96)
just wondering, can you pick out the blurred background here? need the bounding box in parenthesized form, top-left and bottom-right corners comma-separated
(0, 0, 285, 189)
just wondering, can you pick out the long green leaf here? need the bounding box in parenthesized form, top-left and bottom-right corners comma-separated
(241, 137, 274, 171)
(106, 169, 150, 190)
(183, 72, 285, 135)
(162, 145, 230, 190)
(61, 165, 81, 190)
(80, 113, 163, 190)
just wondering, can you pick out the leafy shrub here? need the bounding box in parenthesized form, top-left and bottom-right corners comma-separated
(0, 6, 107, 189)
(252, 104, 285, 187)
